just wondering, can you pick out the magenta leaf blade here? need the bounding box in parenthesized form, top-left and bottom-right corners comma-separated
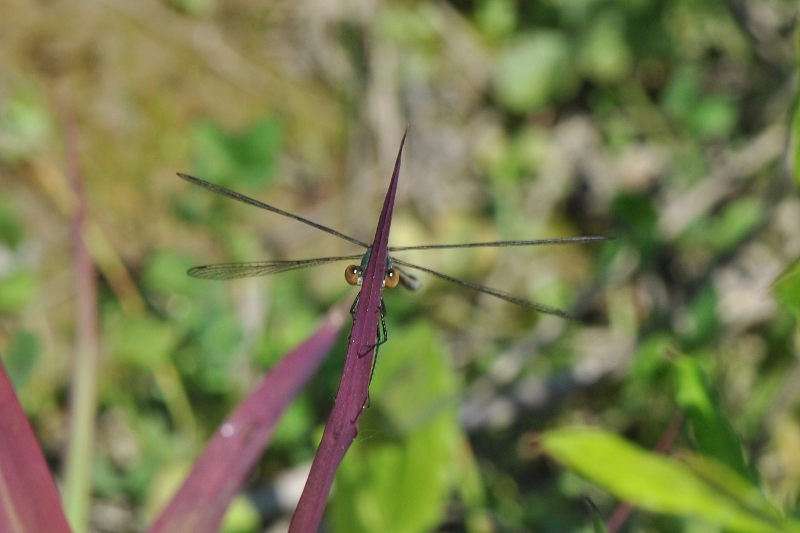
(145, 305, 347, 533)
(288, 131, 407, 533)
(0, 360, 73, 533)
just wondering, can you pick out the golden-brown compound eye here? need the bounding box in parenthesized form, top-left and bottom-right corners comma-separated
(345, 265, 361, 286)
(384, 268, 400, 289)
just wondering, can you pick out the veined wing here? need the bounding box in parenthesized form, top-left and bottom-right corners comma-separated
(391, 257, 573, 320)
(388, 236, 613, 252)
(187, 255, 364, 280)
(178, 173, 369, 248)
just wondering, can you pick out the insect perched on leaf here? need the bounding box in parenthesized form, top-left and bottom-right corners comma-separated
(179, 172, 612, 345)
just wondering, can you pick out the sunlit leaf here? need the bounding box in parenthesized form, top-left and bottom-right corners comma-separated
(0, 271, 36, 311)
(110, 315, 179, 370)
(541, 428, 798, 533)
(3, 330, 39, 390)
(192, 115, 283, 188)
(0, 86, 51, 163)
(678, 284, 718, 347)
(168, 0, 216, 16)
(220, 496, 260, 533)
(774, 257, 800, 317)
(679, 452, 782, 521)
(330, 323, 462, 533)
(494, 31, 577, 113)
(0, 200, 23, 248)
(661, 65, 739, 139)
(578, 11, 632, 83)
(476, 0, 516, 39)
(674, 356, 755, 482)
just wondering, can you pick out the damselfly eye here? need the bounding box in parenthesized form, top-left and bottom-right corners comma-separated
(345, 265, 361, 286)
(384, 268, 400, 289)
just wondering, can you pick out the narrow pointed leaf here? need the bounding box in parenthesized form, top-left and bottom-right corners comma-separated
(674, 356, 755, 482)
(146, 305, 347, 533)
(289, 131, 407, 533)
(0, 360, 73, 533)
(582, 497, 609, 533)
(678, 451, 783, 521)
(541, 428, 799, 533)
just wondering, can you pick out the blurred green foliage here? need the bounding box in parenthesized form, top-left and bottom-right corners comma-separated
(0, 272, 36, 312)
(0, 0, 797, 531)
(543, 353, 798, 532)
(0, 200, 24, 249)
(330, 322, 470, 533)
(494, 32, 577, 113)
(0, 86, 51, 164)
(4, 330, 39, 390)
(192, 116, 283, 189)
(776, 258, 800, 317)
(542, 426, 798, 533)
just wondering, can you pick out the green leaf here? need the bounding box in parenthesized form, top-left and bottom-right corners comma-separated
(774, 256, 800, 317)
(582, 497, 609, 533)
(690, 96, 738, 139)
(661, 65, 738, 140)
(0, 199, 24, 248)
(610, 193, 660, 265)
(674, 356, 755, 482)
(3, 330, 39, 389)
(720, 199, 760, 249)
(193, 313, 243, 391)
(329, 323, 464, 533)
(678, 284, 718, 347)
(168, 0, 216, 16)
(541, 428, 799, 533)
(192, 115, 283, 188)
(110, 314, 178, 370)
(220, 496, 260, 533)
(0, 271, 36, 311)
(339, 420, 456, 533)
(794, 31, 800, 189)
(0, 86, 52, 163)
(494, 31, 577, 113)
(679, 452, 782, 522)
(476, 0, 517, 39)
(577, 11, 632, 83)
(681, 198, 764, 255)
(143, 252, 201, 297)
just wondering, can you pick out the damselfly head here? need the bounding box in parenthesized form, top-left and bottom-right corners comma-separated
(344, 265, 400, 289)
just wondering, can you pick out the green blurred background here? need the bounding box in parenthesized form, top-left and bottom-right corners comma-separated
(0, 0, 798, 532)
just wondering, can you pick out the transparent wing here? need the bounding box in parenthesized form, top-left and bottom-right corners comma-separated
(388, 236, 613, 252)
(187, 255, 364, 280)
(178, 173, 369, 248)
(391, 258, 573, 320)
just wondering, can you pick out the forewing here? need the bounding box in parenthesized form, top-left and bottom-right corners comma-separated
(187, 255, 363, 280)
(178, 173, 369, 248)
(388, 236, 613, 252)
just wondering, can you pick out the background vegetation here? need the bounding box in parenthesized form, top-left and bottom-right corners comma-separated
(0, 0, 797, 532)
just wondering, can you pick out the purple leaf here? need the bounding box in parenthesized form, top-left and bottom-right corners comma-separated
(288, 131, 407, 533)
(0, 360, 73, 533)
(146, 305, 347, 533)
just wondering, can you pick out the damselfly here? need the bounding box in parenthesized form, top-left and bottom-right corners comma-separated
(180, 173, 612, 329)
